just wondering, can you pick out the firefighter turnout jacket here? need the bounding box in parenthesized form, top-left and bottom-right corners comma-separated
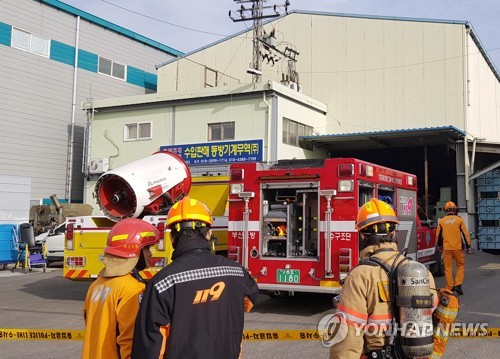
(436, 214, 471, 251)
(132, 236, 259, 359)
(82, 271, 145, 359)
(329, 242, 438, 359)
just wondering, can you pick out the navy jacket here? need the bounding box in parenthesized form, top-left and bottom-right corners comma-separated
(132, 236, 259, 359)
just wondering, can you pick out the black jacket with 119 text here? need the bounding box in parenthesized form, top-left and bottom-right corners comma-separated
(131, 236, 259, 359)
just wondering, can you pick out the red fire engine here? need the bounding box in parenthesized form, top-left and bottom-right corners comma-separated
(228, 158, 439, 296)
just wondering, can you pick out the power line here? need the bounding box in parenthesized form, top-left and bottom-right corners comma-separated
(100, 0, 228, 37)
(229, 0, 289, 82)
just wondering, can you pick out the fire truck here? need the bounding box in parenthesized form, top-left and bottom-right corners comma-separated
(227, 158, 440, 296)
(64, 151, 230, 280)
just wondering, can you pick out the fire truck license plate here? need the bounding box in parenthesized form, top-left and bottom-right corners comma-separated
(277, 269, 300, 283)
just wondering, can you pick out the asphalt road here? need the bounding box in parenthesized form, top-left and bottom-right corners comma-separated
(0, 248, 499, 359)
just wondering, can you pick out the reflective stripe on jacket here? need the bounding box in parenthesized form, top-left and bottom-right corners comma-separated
(329, 242, 438, 359)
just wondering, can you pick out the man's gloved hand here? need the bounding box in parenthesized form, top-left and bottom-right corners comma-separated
(466, 248, 472, 255)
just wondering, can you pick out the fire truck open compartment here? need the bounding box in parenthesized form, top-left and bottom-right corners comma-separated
(359, 181, 396, 207)
(260, 182, 319, 260)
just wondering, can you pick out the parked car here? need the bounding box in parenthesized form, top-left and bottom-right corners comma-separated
(34, 222, 65, 266)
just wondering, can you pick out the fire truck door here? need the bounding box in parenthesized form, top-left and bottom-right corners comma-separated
(395, 189, 417, 259)
(289, 190, 319, 258)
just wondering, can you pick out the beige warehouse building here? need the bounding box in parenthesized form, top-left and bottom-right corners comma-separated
(154, 10, 500, 222)
(86, 10, 500, 240)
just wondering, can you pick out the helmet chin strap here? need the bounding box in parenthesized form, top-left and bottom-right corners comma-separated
(361, 231, 396, 246)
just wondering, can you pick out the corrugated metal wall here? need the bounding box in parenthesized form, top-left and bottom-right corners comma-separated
(466, 34, 500, 141)
(158, 12, 500, 143)
(0, 0, 177, 202)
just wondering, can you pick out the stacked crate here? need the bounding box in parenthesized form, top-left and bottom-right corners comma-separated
(476, 169, 500, 250)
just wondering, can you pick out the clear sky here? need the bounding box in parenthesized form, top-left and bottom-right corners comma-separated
(60, 0, 500, 71)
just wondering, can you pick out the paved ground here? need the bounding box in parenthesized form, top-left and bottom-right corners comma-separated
(0, 247, 499, 358)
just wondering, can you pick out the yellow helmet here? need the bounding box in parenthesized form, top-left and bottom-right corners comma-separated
(444, 201, 457, 213)
(166, 196, 213, 231)
(356, 198, 399, 233)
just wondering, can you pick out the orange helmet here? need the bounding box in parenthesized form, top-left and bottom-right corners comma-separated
(444, 201, 457, 213)
(166, 196, 213, 231)
(105, 218, 160, 258)
(356, 198, 399, 233)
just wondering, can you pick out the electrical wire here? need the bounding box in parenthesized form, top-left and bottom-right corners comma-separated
(100, 0, 229, 37)
(94, 1, 500, 74)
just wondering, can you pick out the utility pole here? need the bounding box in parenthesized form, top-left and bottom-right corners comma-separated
(229, 0, 290, 82)
(252, 1, 263, 82)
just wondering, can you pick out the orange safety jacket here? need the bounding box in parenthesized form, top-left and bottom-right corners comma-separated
(436, 213, 471, 251)
(329, 242, 438, 359)
(82, 272, 145, 359)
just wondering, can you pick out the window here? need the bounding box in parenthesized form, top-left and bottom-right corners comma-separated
(283, 118, 314, 150)
(11, 28, 50, 57)
(205, 67, 217, 87)
(125, 122, 152, 141)
(99, 56, 126, 80)
(208, 122, 235, 141)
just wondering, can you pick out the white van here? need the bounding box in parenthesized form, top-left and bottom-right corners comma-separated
(34, 223, 65, 266)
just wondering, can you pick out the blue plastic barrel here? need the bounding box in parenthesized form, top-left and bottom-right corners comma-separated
(0, 224, 19, 265)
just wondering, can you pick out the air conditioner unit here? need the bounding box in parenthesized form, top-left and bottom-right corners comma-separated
(88, 157, 109, 174)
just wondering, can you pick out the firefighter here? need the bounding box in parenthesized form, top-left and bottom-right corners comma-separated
(329, 198, 438, 359)
(132, 196, 259, 359)
(436, 201, 472, 295)
(82, 218, 160, 359)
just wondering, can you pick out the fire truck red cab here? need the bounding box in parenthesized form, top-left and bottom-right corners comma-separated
(228, 158, 438, 296)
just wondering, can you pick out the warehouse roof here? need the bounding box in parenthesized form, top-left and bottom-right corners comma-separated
(301, 126, 466, 151)
(41, 0, 182, 56)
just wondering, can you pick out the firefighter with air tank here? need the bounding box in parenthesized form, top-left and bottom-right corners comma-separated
(330, 198, 438, 359)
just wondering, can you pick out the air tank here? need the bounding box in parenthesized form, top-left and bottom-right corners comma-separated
(397, 260, 434, 358)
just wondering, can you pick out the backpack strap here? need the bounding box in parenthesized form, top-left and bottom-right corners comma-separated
(357, 247, 397, 275)
(358, 251, 409, 318)
(131, 268, 145, 284)
(364, 256, 392, 276)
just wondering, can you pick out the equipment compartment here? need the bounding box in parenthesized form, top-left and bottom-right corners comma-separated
(260, 183, 319, 259)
